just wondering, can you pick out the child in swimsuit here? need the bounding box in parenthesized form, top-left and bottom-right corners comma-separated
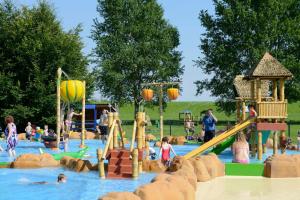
(232, 132, 249, 164)
(159, 137, 176, 167)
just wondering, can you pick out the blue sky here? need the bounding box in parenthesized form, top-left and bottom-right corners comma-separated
(15, 0, 216, 101)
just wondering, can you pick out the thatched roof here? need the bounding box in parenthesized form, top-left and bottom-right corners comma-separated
(234, 75, 270, 99)
(249, 52, 293, 79)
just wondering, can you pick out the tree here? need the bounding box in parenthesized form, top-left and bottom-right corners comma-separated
(196, 0, 300, 114)
(92, 0, 183, 114)
(0, 0, 93, 128)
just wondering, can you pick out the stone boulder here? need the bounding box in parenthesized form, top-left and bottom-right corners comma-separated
(60, 156, 93, 172)
(151, 173, 195, 200)
(69, 132, 81, 139)
(17, 133, 27, 140)
(145, 134, 157, 141)
(168, 156, 185, 172)
(171, 168, 197, 190)
(174, 136, 187, 145)
(154, 141, 161, 147)
(188, 157, 211, 182)
(168, 156, 194, 172)
(264, 154, 300, 178)
(85, 131, 96, 139)
(11, 153, 59, 168)
(99, 192, 141, 200)
(167, 136, 174, 144)
(134, 180, 185, 200)
(199, 153, 225, 178)
(142, 160, 166, 173)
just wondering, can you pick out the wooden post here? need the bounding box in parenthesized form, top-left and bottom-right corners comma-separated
(113, 112, 119, 149)
(280, 119, 286, 154)
(257, 79, 261, 102)
(273, 80, 278, 101)
(250, 129, 256, 158)
(142, 112, 146, 148)
(97, 149, 105, 179)
(132, 148, 139, 179)
(136, 112, 144, 173)
(257, 131, 262, 160)
(242, 101, 246, 121)
(130, 120, 137, 152)
(80, 81, 86, 148)
(145, 141, 150, 161)
(273, 131, 278, 155)
(159, 84, 163, 140)
(117, 120, 125, 148)
(108, 112, 114, 150)
(250, 80, 256, 100)
(56, 68, 62, 148)
(136, 112, 143, 151)
(236, 101, 241, 122)
(102, 120, 116, 159)
(279, 79, 285, 102)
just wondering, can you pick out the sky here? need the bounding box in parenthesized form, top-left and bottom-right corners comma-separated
(15, 0, 216, 101)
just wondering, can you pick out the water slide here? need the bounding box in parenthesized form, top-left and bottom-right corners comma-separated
(209, 136, 235, 155)
(183, 118, 255, 159)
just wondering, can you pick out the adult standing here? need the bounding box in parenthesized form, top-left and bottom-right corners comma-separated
(202, 109, 218, 143)
(5, 116, 18, 158)
(99, 109, 109, 143)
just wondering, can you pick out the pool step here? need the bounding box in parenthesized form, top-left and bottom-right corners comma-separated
(108, 158, 132, 165)
(107, 149, 133, 179)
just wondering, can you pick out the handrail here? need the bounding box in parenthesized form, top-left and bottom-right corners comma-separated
(117, 120, 125, 148)
(102, 119, 116, 159)
(130, 120, 137, 152)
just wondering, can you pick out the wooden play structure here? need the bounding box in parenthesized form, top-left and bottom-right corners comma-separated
(56, 68, 86, 148)
(184, 52, 293, 160)
(97, 111, 149, 179)
(141, 82, 180, 140)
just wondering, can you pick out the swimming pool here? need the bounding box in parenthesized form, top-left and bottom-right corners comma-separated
(0, 139, 298, 200)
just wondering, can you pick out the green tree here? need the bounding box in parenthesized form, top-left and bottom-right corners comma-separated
(0, 0, 93, 128)
(196, 0, 300, 113)
(92, 0, 183, 114)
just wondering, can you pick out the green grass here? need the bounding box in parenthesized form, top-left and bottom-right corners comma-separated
(117, 101, 300, 142)
(119, 101, 234, 121)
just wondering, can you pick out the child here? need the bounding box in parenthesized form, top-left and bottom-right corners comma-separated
(159, 137, 176, 167)
(248, 105, 257, 118)
(44, 125, 49, 136)
(149, 147, 156, 160)
(31, 174, 67, 184)
(65, 108, 81, 134)
(57, 173, 67, 183)
(25, 122, 32, 140)
(184, 115, 195, 139)
(232, 132, 249, 164)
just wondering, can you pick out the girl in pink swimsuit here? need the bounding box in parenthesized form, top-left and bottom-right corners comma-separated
(232, 132, 249, 164)
(159, 137, 176, 166)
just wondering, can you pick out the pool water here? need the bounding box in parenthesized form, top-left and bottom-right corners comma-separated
(0, 139, 299, 200)
(0, 168, 156, 200)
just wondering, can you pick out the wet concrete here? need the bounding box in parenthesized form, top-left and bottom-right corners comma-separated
(196, 176, 300, 200)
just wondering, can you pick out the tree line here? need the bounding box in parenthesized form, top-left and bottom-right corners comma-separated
(0, 0, 299, 129)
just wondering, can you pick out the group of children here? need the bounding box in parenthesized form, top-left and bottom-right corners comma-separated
(25, 123, 53, 141)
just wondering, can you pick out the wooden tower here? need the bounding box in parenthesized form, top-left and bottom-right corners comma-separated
(234, 52, 293, 160)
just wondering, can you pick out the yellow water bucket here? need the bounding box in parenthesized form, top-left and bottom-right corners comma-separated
(60, 80, 84, 102)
